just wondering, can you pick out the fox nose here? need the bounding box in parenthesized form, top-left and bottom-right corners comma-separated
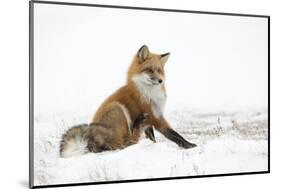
(151, 77, 163, 84)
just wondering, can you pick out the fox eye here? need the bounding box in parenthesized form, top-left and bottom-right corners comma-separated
(146, 68, 154, 73)
(157, 69, 162, 74)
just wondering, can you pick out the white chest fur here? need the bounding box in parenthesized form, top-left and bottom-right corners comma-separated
(133, 75, 166, 118)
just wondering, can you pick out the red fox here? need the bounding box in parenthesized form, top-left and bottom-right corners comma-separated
(60, 45, 196, 157)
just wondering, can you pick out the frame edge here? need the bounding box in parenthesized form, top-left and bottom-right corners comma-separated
(29, 1, 271, 188)
(29, 0, 34, 188)
(32, 0, 270, 18)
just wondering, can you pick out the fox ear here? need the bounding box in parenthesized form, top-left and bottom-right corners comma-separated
(160, 53, 170, 65)
(138, 45, 150, 62)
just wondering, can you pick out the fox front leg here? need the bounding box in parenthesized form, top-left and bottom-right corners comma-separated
(132, 113, 149, 129)
(156, 118, 196, 149)
(132, 113, 156, 142)
(163, 128, 196, 149)
(144, 127, 156, 142)
(132, 113, 154, 140)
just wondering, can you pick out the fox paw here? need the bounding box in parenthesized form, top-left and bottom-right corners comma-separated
(183, 142, 197, 149)
(139, 113, 149, 123)
(133, 113, 149, 129)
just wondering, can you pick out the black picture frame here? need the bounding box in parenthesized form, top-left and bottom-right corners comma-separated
(29, 1, 270, 188)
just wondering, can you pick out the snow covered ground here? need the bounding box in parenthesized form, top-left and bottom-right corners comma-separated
(33, 108, 268, 186)
(32, 4, 268, 186)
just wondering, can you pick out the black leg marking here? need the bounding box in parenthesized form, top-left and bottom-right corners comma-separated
(132, 113, 149, 130)
(145, 127, 156, 142)
(164, 128, 196, 149)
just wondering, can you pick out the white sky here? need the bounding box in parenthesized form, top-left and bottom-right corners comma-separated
(34, 3, 268, 115)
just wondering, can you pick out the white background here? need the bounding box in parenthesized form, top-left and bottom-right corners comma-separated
(0, 0, 279, 189)
(34, 2, 268, 116)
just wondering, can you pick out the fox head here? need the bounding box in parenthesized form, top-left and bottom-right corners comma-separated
(128, 45, 170, 87)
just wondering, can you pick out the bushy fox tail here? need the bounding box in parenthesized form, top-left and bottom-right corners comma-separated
(60, 124, 90, 158)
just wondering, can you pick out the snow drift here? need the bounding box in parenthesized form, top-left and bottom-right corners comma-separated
(34, 108, 268, 186)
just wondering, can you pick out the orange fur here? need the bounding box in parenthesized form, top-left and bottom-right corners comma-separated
(60, 45, 196, 157)
(91, 45, 170, 149)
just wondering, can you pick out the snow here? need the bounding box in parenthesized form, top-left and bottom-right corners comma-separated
(33, 3, 268, 116)
(32, 3, 268, 186)
(34, 108, 268, 186)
